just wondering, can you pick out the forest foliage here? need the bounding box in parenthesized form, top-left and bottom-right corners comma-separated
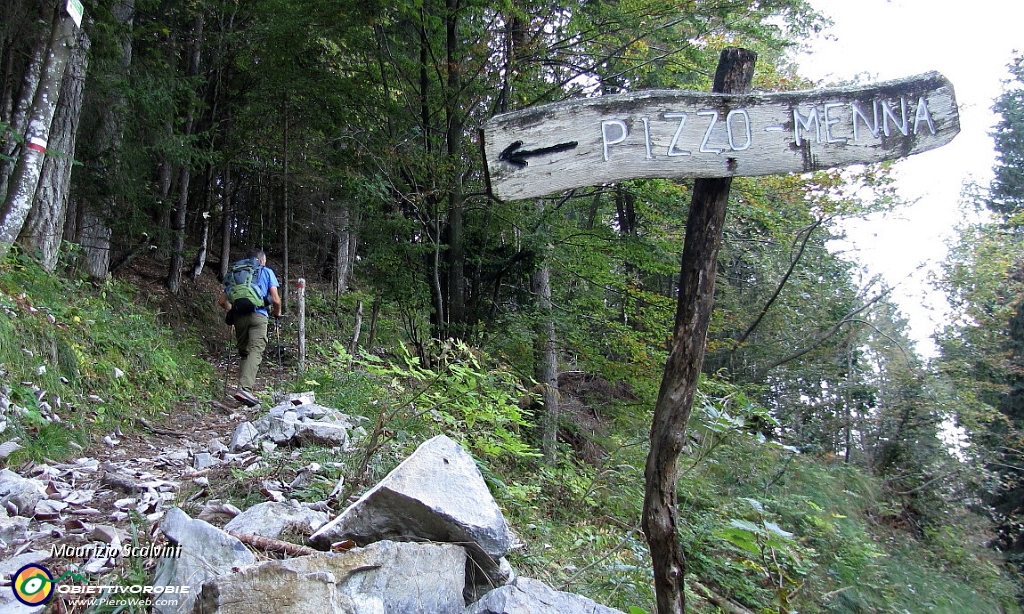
(2, 0, 1024, 612)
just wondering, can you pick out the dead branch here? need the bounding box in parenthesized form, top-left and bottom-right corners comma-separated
(100, 463, 141, 493)
(227, 531, 318, 558)
(137, 417, 185, 437)
(734, 216, 826, 348)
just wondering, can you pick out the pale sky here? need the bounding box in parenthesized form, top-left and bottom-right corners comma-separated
(794, 0, 1023, 356)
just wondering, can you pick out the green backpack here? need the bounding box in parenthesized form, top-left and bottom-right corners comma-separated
(225, 257, 265, 317)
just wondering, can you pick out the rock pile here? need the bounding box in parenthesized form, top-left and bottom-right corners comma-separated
(230, 392, 366, 454)
(0, 392, 358, 613)
(0, 392, 624, 614)
(153, 434, 624, 614)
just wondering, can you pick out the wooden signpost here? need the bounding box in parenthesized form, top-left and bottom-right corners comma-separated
(482, 48, 960, 614)
(482, 71, 959, 201)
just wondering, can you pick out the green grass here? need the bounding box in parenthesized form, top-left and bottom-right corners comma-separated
(0, 250, 217, 464)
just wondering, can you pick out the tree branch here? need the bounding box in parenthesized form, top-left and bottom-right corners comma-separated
(754, 288, 892, 380)
(734, 217, 825, 347)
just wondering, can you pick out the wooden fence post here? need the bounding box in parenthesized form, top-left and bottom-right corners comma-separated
(296, 278, 306, 372)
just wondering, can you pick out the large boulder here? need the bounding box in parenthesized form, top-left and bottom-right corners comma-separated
(152, 507, 257, 614)
(229, 422, 259, 452)
(191, 540, 466, 614)
(465, 577, 626, 614)
(308, 435, 516, 590)
(292, 419, 350, 448)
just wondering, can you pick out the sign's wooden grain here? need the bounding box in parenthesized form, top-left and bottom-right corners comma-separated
(482, 71, 959, 201)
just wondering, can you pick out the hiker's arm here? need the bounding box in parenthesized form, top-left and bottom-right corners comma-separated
(268, 286, 282, 317)
(217, 292, 231, 311)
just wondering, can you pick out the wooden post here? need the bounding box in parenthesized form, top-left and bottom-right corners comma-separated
(296, 278, 306, 372)
(349, 300, 363, 359)
(641, 47, 757, 614)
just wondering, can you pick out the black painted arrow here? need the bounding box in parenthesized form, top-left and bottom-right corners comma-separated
(498, 140, 579, 168)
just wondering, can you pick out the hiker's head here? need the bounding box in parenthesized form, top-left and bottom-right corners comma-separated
(247, 248, 267, 265)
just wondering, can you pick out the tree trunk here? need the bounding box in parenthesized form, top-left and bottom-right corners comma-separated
(444, 0, 466, 338)
(334, 201, 358, 296)
(166, 15, 203, 293)
(167, 164, 191, 291)
(366, 296, 382, 351)
(76, 0, 133, 279)
(155, 120, 174, 251)
(219, 163, 232, 280)
(0, 7, 76, 256)
(192, 218, 209, 279)
(642, 48, 756, 614)
(333, 228, 345, 297)
(190, 164, 214, 280)
(349, 300, 363, 355)
(281, 100, 290, 310)
(0, 26, 47, 202)
(18, 24, 88, 271)
(77, 209, 112, 277)
(346, 213, 358, 287)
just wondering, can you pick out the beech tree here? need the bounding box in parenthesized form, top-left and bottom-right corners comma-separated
(17, 24, 89, 271)
(0, 3, 80, 257)
(1, 0, 50, 197)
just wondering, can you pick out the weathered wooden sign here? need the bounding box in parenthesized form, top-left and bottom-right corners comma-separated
(482, 71, 959, 201)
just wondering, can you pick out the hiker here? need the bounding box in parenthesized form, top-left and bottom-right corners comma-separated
(217, 248, 282, 407)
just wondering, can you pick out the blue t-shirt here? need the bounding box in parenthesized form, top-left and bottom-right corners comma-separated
(225, 264, 279, 317)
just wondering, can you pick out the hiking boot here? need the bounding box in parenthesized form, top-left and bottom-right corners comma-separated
(233, 389, 259, 407)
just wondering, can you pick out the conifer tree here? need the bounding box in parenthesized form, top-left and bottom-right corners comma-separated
(938, 54, 1024, 561)
(988, 56, 1024, 222)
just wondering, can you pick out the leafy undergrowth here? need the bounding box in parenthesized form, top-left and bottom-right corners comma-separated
(293, 336, 1023, 613)
(488, 425, 1021, 613)
(0, 253, 1020, 614)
